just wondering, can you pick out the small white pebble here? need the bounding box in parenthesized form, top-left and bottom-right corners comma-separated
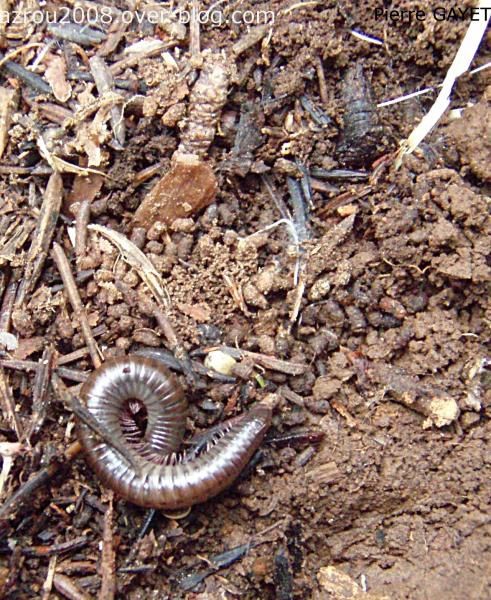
(0, 332, 18, 351)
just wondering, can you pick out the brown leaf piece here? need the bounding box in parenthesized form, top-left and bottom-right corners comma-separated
(66, 173, 104, 213)
(0, 86, 17, 159)
(44, 54, 71, 102)
(133, 154, 217, 228)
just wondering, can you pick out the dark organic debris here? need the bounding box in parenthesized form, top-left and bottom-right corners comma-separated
(335, 63, 385, 168)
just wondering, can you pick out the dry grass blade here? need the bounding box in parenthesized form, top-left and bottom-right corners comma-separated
(396, 1, 490, 166)
(52, 242, 103, 369)
(88, 224, 170, 308)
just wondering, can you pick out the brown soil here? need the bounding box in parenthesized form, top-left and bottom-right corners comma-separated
(0, 1, 489, 599)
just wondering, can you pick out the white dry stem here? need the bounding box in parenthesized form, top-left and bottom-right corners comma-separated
(123, 39, 167, 55)
(240, 219, 302, 285)
(378, 62, 491, 108)
(350, 30, 383, 46)
(282, 1, 321, 15)
(88, 224, 170, 308)
(261, 176, 304, 285)
(0, 332, 18, 351)
(396, 0, 490, 167)
(0, 442, 22, 498)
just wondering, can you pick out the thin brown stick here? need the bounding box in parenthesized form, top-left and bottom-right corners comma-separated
(232, 23, 271, 57)
(131, 161, 165, 188)
(0, 280, 17, 332)
(24, 536, 89, 558)
(205, 346, 308, 376)
(223, 273, 250, 316)
(74, 200, 91, 262)
(0, 358, 88, 383)
(99, 492, 116, 600)
(24, 346, 55, 442)
(57, 347, 90, 365)
(0, 165, 53, 175)
(0, 218, 36, 270)
(0, 279, 18, 350)
(89, 56, 125, 146)
(0, 86, 17, 159)
(0, 441, 82, 520)
(0, 0, 8, 48)
(41, 556, 57, 600)
(52, 242, 102, 369)
(152, 305, 178, 349)
(15, 172, 63, 307)
(189, 0, 201, 60)
(152, 304, 198, 384)
(109, 42, 177, 76)
(53, 573, 93, 600)
(52, 374, 140, 471)
(0, 366, 23, 439)
(315, 56, 329, 106)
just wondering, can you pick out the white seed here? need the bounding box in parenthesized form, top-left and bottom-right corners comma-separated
(204, 350, 237, 375)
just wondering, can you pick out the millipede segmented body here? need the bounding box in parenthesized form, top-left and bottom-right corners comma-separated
(76, 356, 272, 510)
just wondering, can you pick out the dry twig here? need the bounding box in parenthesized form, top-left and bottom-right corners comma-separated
(0, 440, 81, 520)
(52, 242, 103, 369)
(0, 358, 88, 383)
(74, 200, 91, 263)
(0, 280, 18, 351)
(15, 172, 63, 307)
(52, 374, 139, 471)
(41, 556, 57, 600)
(89, 56, 126, 147)
(0, 366, 23, 440)
(53, 573, 93, 600)
(24, 346, 55, 442)
(99, 492, 116, 600)
(206, 346, 308, 376)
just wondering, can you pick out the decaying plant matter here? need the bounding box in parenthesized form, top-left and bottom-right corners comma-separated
(0, 1, 489, 598)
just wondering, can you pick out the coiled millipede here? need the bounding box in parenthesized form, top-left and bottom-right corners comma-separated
(76, 355, 272, 510)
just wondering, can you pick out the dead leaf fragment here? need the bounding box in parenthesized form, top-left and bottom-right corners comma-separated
(45, 54, 71, 102)
(0, 86, 17, 159)
(317, 566, 390, 599)
(66, 173, 104, 213)
(177, 302, 211, 322)
(133, 155, 217, 228)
